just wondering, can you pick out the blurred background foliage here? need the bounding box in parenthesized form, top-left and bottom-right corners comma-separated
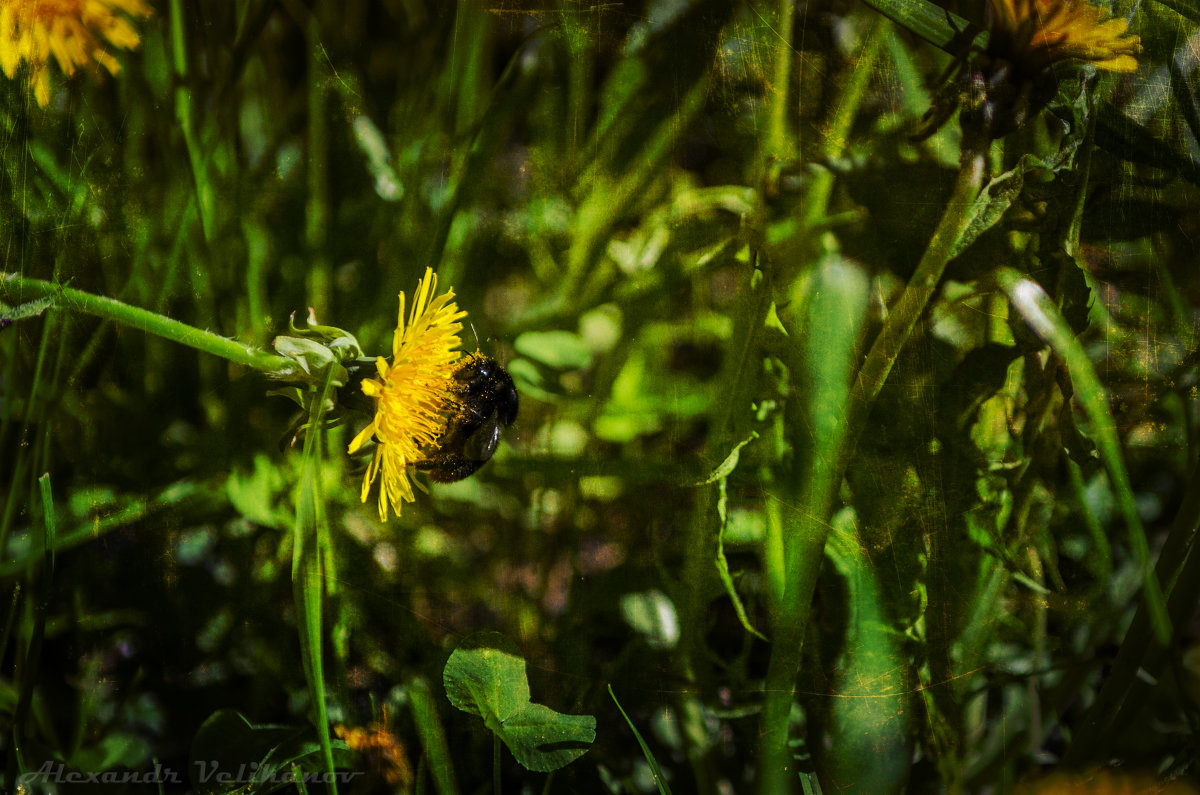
(2, 0, 1200, 792)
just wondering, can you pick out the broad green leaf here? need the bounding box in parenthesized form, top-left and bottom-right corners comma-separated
(790, 255, 871, 503)
(620, 590, 680, 650)
(820, 510, 913, 793)
(514, 330, 593, 370)
(226, 454, 289, 528)
(443, 632, 595, 773)
(70, 732, 151, 772)
(759, 255, 871, 790)
(443, 633, 531, 723)
(859, 0, 982, 52)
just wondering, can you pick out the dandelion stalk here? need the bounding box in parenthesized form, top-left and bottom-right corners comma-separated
(843, 137, 988, 468)
(0, 274, 295, 375)
(759, 260, 870, 794)
(756, 137, 987, 794)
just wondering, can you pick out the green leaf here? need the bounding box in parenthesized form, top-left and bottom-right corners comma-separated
(949, 148, 1080, 262)
(620, 590, 680, 650)
(691, 432, 769, 641)
(948, 165, 1027, 261)
(443, 632, 595, 773)
(0, 295, 54, 326)
(226, 454, 289, 528)
(694, 431, 756, 486)
(513, 330, 593, 370)
(70, 732, 151, 772)
(859, 0, 982, 53)
(820, 509, 913, 793)
(272, 336, 337, 375)
(1151, 0, 1200, 23)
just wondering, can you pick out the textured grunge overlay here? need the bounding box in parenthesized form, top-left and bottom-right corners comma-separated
(1, 1, 1198, 793)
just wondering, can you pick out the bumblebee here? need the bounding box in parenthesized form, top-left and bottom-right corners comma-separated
(417, 353, 518, 483)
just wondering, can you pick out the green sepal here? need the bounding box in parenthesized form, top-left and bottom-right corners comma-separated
(269, 309, 377, 448)
(270, 308, 366, 389)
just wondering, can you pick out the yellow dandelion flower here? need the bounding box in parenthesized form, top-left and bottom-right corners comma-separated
(347, 267, 466, 521)
(918, 0, 1142, 139)
(987, 0, 1141, 73)
(0, 0, 152, 108)
(334, 721, 413, 789)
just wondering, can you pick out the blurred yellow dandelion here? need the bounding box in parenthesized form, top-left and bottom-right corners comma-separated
(0, 0, 152, 107)
(919, 0, 1143, 139)
(335, 721, 413, 789)
(987, 0, 1141, 73)
(347, 267, 465, 521)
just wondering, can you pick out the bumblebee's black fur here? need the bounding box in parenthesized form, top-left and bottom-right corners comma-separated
(417, 353, 518, 482)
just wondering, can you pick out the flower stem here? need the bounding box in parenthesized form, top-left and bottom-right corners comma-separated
(0, 274, 294, 375)
(755, 139, 987, 794)
(842, 140, 988, 468)
(764, 0, 796, 161)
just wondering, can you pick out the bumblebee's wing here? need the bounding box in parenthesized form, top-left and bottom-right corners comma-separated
(462, 413, 504, 462)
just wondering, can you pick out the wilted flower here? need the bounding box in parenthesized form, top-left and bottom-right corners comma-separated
(0, 0, 153, 107)
(347, 267, 466, 521)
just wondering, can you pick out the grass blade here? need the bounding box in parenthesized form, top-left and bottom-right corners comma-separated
(292, 368, 338, 794)
(609, 685, 673, 795)
(408, 677, 459, 795)
(997, 267, 1170, 645)
(858, 0, 982, 53)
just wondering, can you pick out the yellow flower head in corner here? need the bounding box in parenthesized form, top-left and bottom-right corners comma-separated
(0, 0, 152, 108)
(348, 268, 466, 521)
(918, 0, 1142, 140)
(986, 0, 1141, 75)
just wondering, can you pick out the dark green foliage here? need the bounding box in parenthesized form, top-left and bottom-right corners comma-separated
(3, 0, 1200, 793)
(443, 631, 595, 773)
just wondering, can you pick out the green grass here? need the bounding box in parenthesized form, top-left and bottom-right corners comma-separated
(3, 1, 1200, 793)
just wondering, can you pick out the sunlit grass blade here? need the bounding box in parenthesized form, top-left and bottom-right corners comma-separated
(760, 256, 870, 794)
(169, 0, 215, 243)
(858, 0, 982, 53)
(292, 368, 338, 794)
(609, 685, 673, 795)
(997, 267, 1170, 645)
(37, 475, 55, 571)
(1149, 0, 1200, 23)
(12, 475, 57, 777)
(819, 510, 911, 793)
(408, 677, 459, 795)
